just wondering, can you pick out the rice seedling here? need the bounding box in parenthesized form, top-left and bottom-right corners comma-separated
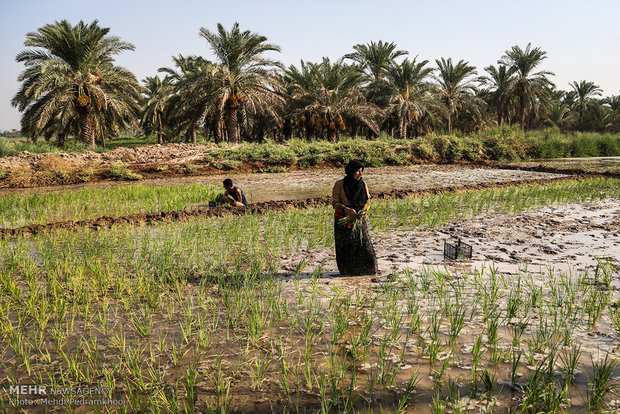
(183, 362, 200, 413)
(586, 353, 620, 412)
(511, 347, 523, 387)
(0, 182, 221, 227)
(486, 312, 500, 347)
(395, 368, 420, 413)
(477, 368, 495, 395)
(448, 303, 467, 347)
(583, 284, 611, 330)
(559, 344, 581, 388)
(467, 333, 484, 394)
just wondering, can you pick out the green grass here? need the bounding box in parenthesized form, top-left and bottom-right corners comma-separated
(103, 162, 143, 181)
(526, 128, 620, 158)
(0, 182, 221, 227)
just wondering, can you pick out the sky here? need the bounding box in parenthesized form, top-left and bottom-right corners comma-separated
(0, 0, 619, 131)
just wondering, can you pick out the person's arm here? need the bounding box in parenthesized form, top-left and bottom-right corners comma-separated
(332, 181, 355, 216)
(234, 188, 243, 203)
(332, 182, 344, 212)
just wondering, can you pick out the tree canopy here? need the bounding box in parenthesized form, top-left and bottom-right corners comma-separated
(13, 21, 619, 146)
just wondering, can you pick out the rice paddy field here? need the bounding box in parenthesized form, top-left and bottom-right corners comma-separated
(0, 165, 619, 413)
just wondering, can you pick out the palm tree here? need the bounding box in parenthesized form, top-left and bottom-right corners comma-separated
(479, 65, 516, 126)
(384, 57, 435, 138)
(345, 40, 408, 126)
(12, 20, 141, 147)
(434, 58, 480, 133)
(198, 22, 283, 143)
(544, 102, 573, 129)
(160, 55, 218, 143)
(344, 40, 408, 83)
(602, 95, 620, 132)
(499, 43, 554, 130)
(285, 58, 383, 141)
(141, 76, 174, 144)
(569, 80, 603, 117)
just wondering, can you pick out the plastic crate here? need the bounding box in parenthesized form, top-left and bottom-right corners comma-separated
(443, 239, 472, 260)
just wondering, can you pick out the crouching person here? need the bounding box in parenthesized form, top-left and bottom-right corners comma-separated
(222, 178, 248, 206)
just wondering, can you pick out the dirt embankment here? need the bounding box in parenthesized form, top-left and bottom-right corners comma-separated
(1, 142, 618, 190)
(0, 175, 591, 238)
(0, 143, 224, 188)
(0, 143, 213, 170)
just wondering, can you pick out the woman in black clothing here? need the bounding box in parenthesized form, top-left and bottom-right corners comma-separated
(331, 160, 378, 275)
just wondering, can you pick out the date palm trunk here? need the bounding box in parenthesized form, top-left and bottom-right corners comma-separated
(78, 106, 96, 148)
(351, 120, 358, 138)
(157, 113, 163, 144)
(283, 118, 293, 140)
(399, 119, 407, 139)
(56, 131, 68, 147)
(226, 107, 239, 143)
(519, 94, 526, 130)
(185, 124, 196, 144)
(327, 129, 337, 142)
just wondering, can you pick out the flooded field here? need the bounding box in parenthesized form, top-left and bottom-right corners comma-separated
(0, 166, 618, 413)
(279, 198, 620, 278)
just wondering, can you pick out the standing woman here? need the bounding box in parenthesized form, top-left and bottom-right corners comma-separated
(332, 160, 378, 275)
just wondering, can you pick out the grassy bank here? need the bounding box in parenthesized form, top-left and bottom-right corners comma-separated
(2, 127, 619, 165)
(203, 127, 620, 166)
(0, 178, 618, 412)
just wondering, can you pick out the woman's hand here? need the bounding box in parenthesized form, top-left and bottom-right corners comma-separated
(344, 207, 356, 217)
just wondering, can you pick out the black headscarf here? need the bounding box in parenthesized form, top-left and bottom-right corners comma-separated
(343, 160, 368, 211)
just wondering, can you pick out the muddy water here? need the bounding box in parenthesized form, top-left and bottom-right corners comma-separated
(0, 165, 569, 203)
(279, 198, 620, 282)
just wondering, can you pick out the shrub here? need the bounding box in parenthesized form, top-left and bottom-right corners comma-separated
(288, 138, 311, 157)
(329, 139, 392, 166)
(0, 138, 18, 157)
(260, 143, 297, 165)
(431, 134, 463, 161)
(570, 134, 600, 157)
(385, 146, 412, 165)
(410, 136, 438, 160)
(478, 125, 529, 161)
(62, 140, 89, 152)
(298, 153, 326, 167)
(213, 159, 242, 170)
(36, 156, 94, 183)
(597, 134, 620, 156)
(258, 166, 288, 173)
(461, 138, 483, 161)
(177, 163, 200, 174)
(104, 163, 142, 180)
